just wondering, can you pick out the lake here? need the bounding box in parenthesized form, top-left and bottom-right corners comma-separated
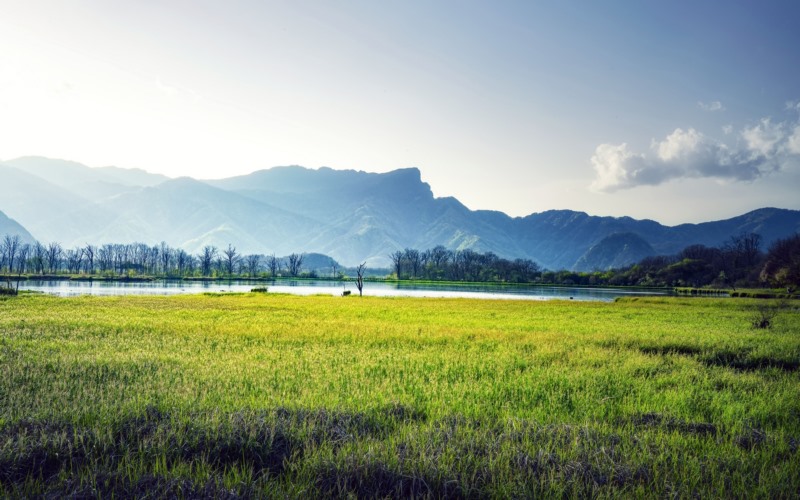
(18, 279, 673, 302)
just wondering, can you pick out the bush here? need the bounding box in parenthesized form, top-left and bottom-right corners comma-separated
(751, 300, 789, 329)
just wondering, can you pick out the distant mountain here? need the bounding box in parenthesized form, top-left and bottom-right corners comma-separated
(0, 210, 36, 244)
(0, 157, 168, 244)
(573, 232, 655, 271)
(3, 156, 168, 200)
(208, 167, 529, 265)
(512, 208, 800, 270)
(0, 163, 92, 242)
(4, 156, 168, 186)
(73, 177, 324, 255)
(1, 156, 798, 270)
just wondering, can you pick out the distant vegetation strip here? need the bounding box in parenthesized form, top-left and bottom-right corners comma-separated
(1, 231, 799, 295)
(0, 293, 799, 496)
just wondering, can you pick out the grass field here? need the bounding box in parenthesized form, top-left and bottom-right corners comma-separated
(0, 293, 798, 497)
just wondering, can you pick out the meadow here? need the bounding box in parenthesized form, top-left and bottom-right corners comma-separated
(0, 292, 798, 497)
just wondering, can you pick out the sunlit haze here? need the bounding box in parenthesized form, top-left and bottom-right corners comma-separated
(1, 1, 799, 224)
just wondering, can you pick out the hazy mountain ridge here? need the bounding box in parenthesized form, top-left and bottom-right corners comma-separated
(574, 232, 656, 272)
(5, 157, 168, 188)
(0, 210, 36, 244)
(1, 156, 798, 270)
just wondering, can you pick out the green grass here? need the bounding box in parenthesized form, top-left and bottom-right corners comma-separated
(0, 293, 798, 497)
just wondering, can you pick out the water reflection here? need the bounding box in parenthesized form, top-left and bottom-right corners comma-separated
(19, 279, 673, 302)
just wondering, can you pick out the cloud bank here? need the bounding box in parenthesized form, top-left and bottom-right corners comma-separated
(591, 115, 800, 192)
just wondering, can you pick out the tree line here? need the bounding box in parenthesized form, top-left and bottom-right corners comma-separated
(0, 236, 308, 279)
(389, 233, 799, 289)
(540, 233, 800, 290)
(388, 246, 542, 283)
(2, 232, 798, 289)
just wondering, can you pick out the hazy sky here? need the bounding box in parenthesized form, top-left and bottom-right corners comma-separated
(2, 1, 799, 224)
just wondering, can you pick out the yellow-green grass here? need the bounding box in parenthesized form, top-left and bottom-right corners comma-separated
(0, 293, 798, 497)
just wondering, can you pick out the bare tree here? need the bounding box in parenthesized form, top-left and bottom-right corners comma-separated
(65, 248, 84, 274)
(739, 233, 763, 268)
(267, 253, 279, 278)
(2, 234, 20, 274)
(355, 262, 366, 296)
(245, 254, 261, 278)
(389, 250, 404, 279)
(83, 244, 96, 274)
(184, 253, 196, 275)
(223, 244, 239, 277)
(146, 245, 160, 274)
(175, 249, 190, 276)
(404, 248, 421, 279)
(200, 245, 217, 277)
(98, 244, 114, 274)
(1, 236, 27, 293)
(721, 233, 763, 287)
(46, 242, 63, 274)
(158, 242, 173, 275)
(287, 253, 304, 277)
(331, 258, 339, 279)
(457, 249, 481, 281)
(112, 243, 128, 275)
(130, 243, 148, 274)
(14, 243, 30, 292)
(478, 251, 499, 281)
(28, 242, 44, 274)
(16, 244, 30, 275)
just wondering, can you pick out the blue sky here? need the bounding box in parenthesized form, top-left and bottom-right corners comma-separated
(1, 1, 798, 224)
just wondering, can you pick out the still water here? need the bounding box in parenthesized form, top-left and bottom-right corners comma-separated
(19, 279, 673, 302)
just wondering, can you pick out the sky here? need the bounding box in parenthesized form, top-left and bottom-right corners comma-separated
(1, 0, 799, 225)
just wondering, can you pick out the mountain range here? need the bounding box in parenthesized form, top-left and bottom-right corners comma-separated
(0, 156, 798, 270)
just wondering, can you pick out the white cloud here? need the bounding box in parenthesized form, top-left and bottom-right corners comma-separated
(698, 100, 725, 112)
(591, 114, 800, 192)
(590, 143, 645, 191)
(741, 118, 785, 158)
(722, 124, 733, 135)
(788, 126, 800, 155)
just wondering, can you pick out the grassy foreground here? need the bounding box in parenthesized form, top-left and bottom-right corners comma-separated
(0, 293, 798, 497)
